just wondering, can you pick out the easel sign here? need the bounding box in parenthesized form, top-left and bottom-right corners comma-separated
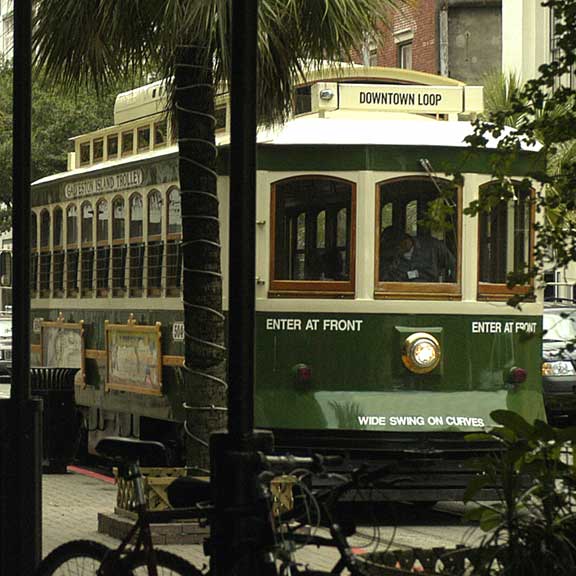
(105, 315, 162, 395)
(40, 313, 85, 383)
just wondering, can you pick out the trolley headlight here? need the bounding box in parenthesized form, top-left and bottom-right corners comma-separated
(402, 332, 441, 374)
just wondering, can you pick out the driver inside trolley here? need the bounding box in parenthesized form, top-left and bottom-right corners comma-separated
(379, 226, 456, 283)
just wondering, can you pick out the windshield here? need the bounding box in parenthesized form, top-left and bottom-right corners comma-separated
(543, 310, 576, 342)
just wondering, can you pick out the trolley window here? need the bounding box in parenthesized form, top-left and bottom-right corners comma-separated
(66, 204, 78, 246)
(270, 176, 355, 297)
(375, 177, 460, 299)
(53, 207, 63, 248)
(167, 187, 181, 237)
(478, 181, 533, 300)
(31, 213, 38, 295)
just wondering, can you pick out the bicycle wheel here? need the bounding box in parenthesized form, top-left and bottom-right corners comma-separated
(35, 539, 118, 575)
(125, 549, 204, 575)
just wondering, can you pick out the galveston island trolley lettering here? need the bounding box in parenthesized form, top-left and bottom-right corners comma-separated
(27, 66, 544, 499)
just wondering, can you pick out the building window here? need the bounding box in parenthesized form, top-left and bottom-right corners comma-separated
(398, 41, 413, 70)
(478, 181, 533, 300)
(215, 107, 227, 131)
(107, 134, 119, 159)
(270, 176, 355, 296)
(375, 177, 460, 300)
(550, 7, 575, 90)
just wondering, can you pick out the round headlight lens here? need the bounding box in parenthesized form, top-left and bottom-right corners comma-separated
(402, 332, 441, 374)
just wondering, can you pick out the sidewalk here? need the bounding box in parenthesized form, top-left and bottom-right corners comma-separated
(42, 468, 483, 571)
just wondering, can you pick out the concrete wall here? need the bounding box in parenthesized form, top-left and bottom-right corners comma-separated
(446, 0, 502, 84)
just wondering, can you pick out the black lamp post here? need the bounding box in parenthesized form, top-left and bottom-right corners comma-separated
(0, 0, 43, 573)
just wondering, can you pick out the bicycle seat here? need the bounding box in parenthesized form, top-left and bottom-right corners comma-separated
(96, 437, 167, 465)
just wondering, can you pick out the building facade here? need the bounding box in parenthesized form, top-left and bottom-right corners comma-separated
(0, 0, 13, 61)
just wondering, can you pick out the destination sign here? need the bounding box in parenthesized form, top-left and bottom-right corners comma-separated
(339, 84, 465, 114)
(64, 168, 143, 199)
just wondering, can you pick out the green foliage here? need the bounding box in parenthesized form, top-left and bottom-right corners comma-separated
(0, 60, 141, 232)
(463, 409, 576, 575)
(463, 0, 576, 301)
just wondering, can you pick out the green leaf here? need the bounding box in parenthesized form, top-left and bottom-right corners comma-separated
(463, 475, 491, 502)
(490, 410, 535, 439)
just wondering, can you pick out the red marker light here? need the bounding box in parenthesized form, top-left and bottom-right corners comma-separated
(292, 363, 312, 387)
(508, 367, 527, 384)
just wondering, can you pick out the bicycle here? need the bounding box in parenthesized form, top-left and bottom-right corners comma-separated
(35, 437, 206, 575)
(34, 437, 397, 576)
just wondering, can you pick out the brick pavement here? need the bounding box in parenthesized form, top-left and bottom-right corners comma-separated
(42, 468, 484, 572)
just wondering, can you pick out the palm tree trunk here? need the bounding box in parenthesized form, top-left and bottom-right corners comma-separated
(175, 47, 227, 473)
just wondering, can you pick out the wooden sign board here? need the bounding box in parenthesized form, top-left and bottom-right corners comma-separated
(40, 314, 85, 383)
(105, 317, 162, 395)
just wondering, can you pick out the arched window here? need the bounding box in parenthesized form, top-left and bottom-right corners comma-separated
(376, 177, 460, 299)
(39, 210, 51, 297)
(80, 202, 94, 297)
(111, 197, 126, 297)
(81, 202, 94, 244)
(271, 176, 356, 296)
(167, 187, 181, 236)
(147, 190, 163, 296)
(66, 204, 78, 246)
(478, 181, 533, 299)
(31, 212, 38, 295)
(53, 207, 64, 297)
(148, 190, 162, 238)
(53, 207, 63, 248)
(166, 187, 182, 296)
(66, 205, 79, 296)
(96, 200, 110, 296)
(129, 193, 143, 239)
(129, 193, 144, 296)
(40, 209, 50, 249)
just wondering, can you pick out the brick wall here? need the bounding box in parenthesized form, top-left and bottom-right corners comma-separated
(352, 0, 438, 75)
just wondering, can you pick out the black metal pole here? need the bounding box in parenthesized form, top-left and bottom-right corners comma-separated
(209, 1, 270, 574)
(2, 0, 43, 573)
(228, 0, 258, 445)
(13, 0, 32, 396)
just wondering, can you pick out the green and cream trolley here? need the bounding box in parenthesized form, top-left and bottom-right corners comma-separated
(29, 66, 545, 498)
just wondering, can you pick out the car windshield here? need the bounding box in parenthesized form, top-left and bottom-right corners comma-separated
(543, 310, 576, 342)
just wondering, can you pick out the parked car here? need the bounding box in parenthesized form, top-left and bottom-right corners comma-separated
(542, 303, 576, 426)
(0, 311, 11, 385)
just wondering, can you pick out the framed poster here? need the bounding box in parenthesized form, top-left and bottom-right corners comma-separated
(40, 314, 85, 383)
(105, 316, 162, 395)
